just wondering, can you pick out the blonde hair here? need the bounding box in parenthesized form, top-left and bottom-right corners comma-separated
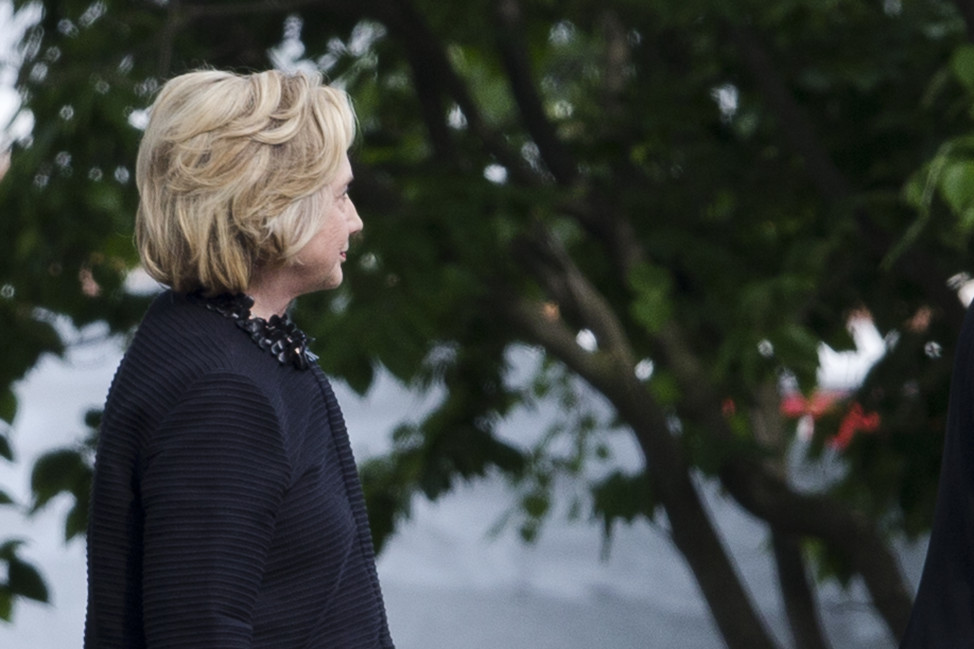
(135, 69, 356, 294)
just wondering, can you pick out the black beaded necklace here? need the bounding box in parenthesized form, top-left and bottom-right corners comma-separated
(190, 291, 316, 370)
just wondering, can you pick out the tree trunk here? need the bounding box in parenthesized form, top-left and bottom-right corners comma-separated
(661, 470, 783, 649)
(504, 297, 783, 649)
(719, 461, 912, 639)
(773, 532, 833, 649)
(620, 380, 782, 649)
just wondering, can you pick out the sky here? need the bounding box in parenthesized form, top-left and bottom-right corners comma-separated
(0, 0, 38, 149)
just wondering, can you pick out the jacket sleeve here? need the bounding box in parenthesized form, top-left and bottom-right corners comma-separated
(140, 371, 290, 649)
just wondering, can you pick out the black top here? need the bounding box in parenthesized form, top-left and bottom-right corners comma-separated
(900, 299, 974, 648)
(85, 291, 394, 649)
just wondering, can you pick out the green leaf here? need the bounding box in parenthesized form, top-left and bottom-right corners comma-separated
(0, 539, 24, 560)
(7, 556, 49, 603)
(518, 520, 540, 544)
(64, 503, 88, 542)
(648, 370, 681, 406)
(951, 44, 974, 91)
(83, 408, 103, 430)
(591, 471, 657, 532)
(0, 587, 12, 622)
(771, 325, 820, 387)
(902, 168, 929, 209)
(939, 159, 974, 219)
(628, 263, 673, 335)
(30, 449, 90, 513)
(0, 434, 12, 462)
(521, 490, 550, 519)
(0, 390, 16, 427)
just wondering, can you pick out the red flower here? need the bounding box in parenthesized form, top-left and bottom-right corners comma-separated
(830, 403, 880, 450)
(780, 390, 843, 419)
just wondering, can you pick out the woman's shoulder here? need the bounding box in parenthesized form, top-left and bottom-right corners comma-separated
(131, 292, 261, 366)
(114, 290, 323, 414)
(112, 293, 269, 401)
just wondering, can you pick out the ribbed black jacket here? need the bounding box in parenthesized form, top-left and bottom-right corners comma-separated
(85, 291, 394, 649)
(900, 298, 974, 648)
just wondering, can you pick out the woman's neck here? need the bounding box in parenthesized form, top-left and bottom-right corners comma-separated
(247, 272, 296, 320)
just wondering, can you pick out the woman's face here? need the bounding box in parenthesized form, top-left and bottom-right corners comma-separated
(293, 153, 362, 293)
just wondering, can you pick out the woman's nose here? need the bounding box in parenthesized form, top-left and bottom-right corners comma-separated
(347, 199, 363, 234)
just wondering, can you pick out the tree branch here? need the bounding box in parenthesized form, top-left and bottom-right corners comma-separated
(772, 531, 834, 649)
(502, 295, 781, 649)
(653, 316, 912, 637)
(400, 46, 461, 166)
(597, 10, 629, 123)
(726, 22, 852, 203)
(372, 0, 539, 185)
(513, 225, 636, 363)
(379, 0, 652, 303)
(749, 384, 833, 649)
(953, 0, 974, 41)
(158, 0, 181, 78)
(562, 197, 647, 282)
(511, 218, 910, 639)
(505, 229, 785, 648)
(180, 0, 339, 19)
(549, 10, 648, 284)
(491, 23, 915, 635)
(728, 19, 964, 323)
(494, 0, 578, 185)
(719, 460, 911, 638)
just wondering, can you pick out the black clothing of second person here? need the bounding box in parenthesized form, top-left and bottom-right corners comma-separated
(901, 299, 974, 648)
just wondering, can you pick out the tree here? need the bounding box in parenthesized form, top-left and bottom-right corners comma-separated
(3, 0, 974, 646)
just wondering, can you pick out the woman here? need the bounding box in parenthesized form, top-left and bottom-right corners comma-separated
(84, 69, 394, 649)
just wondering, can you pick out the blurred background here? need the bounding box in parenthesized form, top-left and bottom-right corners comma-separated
(2, 1, 973, 648)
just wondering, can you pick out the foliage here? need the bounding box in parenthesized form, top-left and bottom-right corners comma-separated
(0, 539, 49, 621)
(4, 1, 974, 647)
(29, 412, 98, 541)
(0, 440, 50, 621)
